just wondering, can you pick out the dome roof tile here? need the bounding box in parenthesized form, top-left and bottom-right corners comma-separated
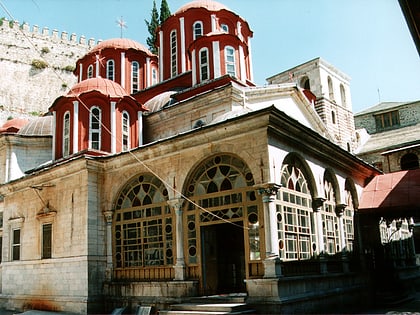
(89, 38, 154, 56)
(175, 0, 228, 14)
(67, 77, 128, 98)
(0, 118, 29, 133)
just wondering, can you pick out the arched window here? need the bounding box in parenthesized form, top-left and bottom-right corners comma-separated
(340, 84, 347, 107)
(131, 61, 139, 93)
(87, 65, 93, 79)
(401, 153, 419, 170)
(278, 164, 314, 260)
(63, 111, 70, 157)
(322, 179, 339, 254)
(328, 76, 334, 100)
(225, 46, 236, 77)
(122, 111, 130, 151)
(344, 189, 354, 252)
(89, 107, 101, 150)
(107, 60, 115, 81)
(170, 30, 177, 78)
(193, 21, 203, 40)
(114, 174, 171, 269)
(300, 76, 310, 90)
(199, 48, 209, 82)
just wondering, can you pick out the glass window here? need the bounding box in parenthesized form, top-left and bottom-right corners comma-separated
(170, 30, 177, 77)
(87, 65, 93, 79)
(42, 223, 52, 259)
(375, 110, 400, 131)
(90, 107, 101, 150)
(193, 21, 203, 40)
(63, 111, 70, 157)
(322, 180, 339, 254)
(131, 61, 139, 93)
(225, 46, 236, 77)
(12, 228, 20, 261)
(122, 111, 130, 151)
(152, 68, 158, 85)
(199, 48, 209, 82)
(107, 60, 115, 81)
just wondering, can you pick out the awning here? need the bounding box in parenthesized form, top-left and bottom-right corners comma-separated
(359, 169, 420, 217)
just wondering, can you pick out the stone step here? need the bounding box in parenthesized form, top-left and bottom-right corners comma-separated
(170, 303, 249, 313)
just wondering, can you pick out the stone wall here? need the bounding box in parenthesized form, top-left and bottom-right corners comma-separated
(0, 19, 94, 124)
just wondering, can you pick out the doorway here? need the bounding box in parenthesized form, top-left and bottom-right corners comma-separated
(201, 222, 246, 295)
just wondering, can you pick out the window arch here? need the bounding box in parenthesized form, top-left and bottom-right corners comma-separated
(89, 107, 101, 150)
(328, 76, 334, 100)
(401, 153, 419, 170)
(63, 111, 70, 157)
(193, 21, 203, 40)
(277, 164, 314, 260)
(122, 111, 130, 151)
(300, 76, 310, 90)
(199, 48, 209, 82)
(131, 61, 139, 93)
(170, 30, 177, 78)
(113, 173, 171, 268)
(340, 84, 347, 107)
(87, 65, 93, 79)
(225, 46, 236, 77)
(107, 60, 115, 81)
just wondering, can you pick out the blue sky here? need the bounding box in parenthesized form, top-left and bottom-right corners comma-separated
(1, 0, 419, 113)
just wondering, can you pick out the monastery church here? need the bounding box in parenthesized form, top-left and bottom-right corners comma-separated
(0, 0, 417, 314)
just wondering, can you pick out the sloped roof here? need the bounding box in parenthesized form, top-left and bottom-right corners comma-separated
(359, 169, 420, 215)
(355, 101, 409, 116)
(67, 77, 128, 98)
(0, 118, 29, 133)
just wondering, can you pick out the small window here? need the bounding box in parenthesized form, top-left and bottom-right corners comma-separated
(374, 110, 400, 131)
(225, 46, 236, 77)
(12, 228, 20, 261)
(87, 65, 93, 79)
(107, 60, 115, 81)
(122, 111, 130, 151)
(328, 76, 334, 101)
(42, 223, 52, 259)
(300, 76, 310, 90)
(90, 107, 101, 150)
(221, 24, 229, 33)
(170, 30, 177, 77)
(131, 61, 139, 93)
(331, 111, 336, 124)
(193, 21, 203, 40)
(401, 153, 419, 170)
(63, 112, 70, 157)
(199, 48, 209, 82)
(340, 84, 347, 107)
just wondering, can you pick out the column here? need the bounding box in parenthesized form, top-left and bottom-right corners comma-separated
(313, 197, 327, 273)
(256, 183, 282, 278)
(336, 203, 349, 273)
(103, 210, 114, 281)
(168, 198, 185, 280)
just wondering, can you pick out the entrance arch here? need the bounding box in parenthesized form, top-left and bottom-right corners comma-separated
(183, 154, 259, 294)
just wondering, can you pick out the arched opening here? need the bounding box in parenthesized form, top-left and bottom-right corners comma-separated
(401, 153, 419, 170)
(300, 76, 310, 90)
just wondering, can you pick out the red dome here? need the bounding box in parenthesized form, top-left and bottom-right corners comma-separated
(67, 77, 128, 98)
(89, 38, 154, 56)
(0, 118, 29, 133)
(175, 0, 228, 14)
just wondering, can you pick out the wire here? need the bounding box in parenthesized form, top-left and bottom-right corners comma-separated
(0, 0, 250, 231)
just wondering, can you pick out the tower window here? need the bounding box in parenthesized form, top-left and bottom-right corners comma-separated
(374, 110, 400, 131)
(199, 48, 209, 82)
(87, 65, 93, 79)
(122, 111, 130, 151)
(331, 110, 336, 124)
(170, 30, 177, 78)
(107, 60, 115, 81)
(131, 61, 139, 93)
(340, 84, 347, 107)
(225, 46, 236, 77)
(193, 21, 203, 40)
(90, 107, 101, 150)
(63, 111, 70, 157)
(328, 76, 334, 101)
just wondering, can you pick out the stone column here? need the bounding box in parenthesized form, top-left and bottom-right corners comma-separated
(168, 198, 185, 280)
(103, 210, 114, 281)
(313, 197, 327, 274)
(256, 183, 282, 278)
(336, 204, 349, 273)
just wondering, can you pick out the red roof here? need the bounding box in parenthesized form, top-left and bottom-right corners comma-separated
(175, 0, 228, 14)
(0, 118, 29, 133)
(359, 169, 420, 215)
(67, 77, 128, 98)
(89, 38, 154, 56)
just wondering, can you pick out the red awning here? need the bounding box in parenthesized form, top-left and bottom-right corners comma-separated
(359, 169, 420, 215)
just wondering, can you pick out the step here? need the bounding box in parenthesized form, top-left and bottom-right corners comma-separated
(170, 303, 249, 313)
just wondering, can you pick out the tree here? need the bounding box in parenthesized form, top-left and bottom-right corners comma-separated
(159, 0, 171, 25)
(145, 0, 159, 54)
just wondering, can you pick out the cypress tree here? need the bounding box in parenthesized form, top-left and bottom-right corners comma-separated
(145, 0, 159, 54)
(159, 0, 171, 25)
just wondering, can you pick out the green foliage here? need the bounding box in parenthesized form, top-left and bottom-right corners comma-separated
(145, 0, 159, 54)
(8, 20, 13, 28)
(31, 59, 48, 69)
(0, 17, 5, 26)
(63, 65, 75, 72)
(159, 0, 171, 25)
